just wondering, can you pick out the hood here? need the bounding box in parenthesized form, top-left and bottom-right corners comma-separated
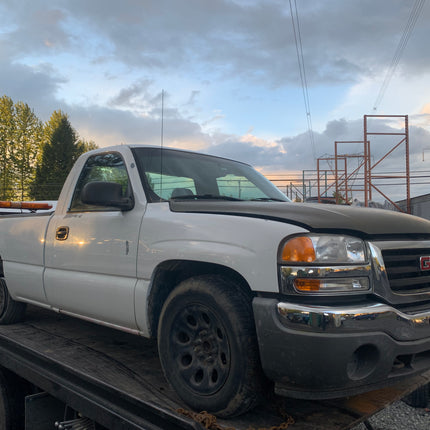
(169, 200, 430, 239)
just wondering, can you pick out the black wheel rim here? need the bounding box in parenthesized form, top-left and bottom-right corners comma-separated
(170, 303, 231, 395)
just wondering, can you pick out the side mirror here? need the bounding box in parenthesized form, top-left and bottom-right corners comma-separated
(81, 181, 134, 211)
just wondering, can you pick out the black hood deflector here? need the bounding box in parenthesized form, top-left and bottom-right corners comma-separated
(169, 201, 430, 240)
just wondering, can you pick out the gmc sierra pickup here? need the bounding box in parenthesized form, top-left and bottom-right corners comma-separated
(0, 144, 430, 418)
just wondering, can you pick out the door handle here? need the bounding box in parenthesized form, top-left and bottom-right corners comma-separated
(56, 226, 69, 241)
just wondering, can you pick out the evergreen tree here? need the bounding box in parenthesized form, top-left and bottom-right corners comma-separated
(0, 101, 98, 201)
(43, 109, 65, 138)
(12, 102, 43, 200)
(0, 96, 16, 200)
(76, 139, 98, 157)
(31, 113, 81, 200)
(42, 110, 65, 150)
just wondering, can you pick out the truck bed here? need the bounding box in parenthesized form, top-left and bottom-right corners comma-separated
(0, 306, 428, 430)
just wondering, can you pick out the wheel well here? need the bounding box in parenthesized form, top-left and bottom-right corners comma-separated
(147, 260, 253, 338)
(0, 257, 3, 277)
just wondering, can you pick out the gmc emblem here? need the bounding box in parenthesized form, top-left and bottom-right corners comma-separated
(420, 256, 430, 271)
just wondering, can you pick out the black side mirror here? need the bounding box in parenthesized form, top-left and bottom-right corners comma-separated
(81, 181, 134, 211)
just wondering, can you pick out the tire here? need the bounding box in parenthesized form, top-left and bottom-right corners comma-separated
(0, 279, 26, 324)
(157, 275, 264, 417)
(402, 384, 429, 408)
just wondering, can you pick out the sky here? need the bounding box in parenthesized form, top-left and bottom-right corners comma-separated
(1, 0, 430, 202)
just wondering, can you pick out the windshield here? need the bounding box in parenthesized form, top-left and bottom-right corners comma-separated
(132, 147, 290, 203)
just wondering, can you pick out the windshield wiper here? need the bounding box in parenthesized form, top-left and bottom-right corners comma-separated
(250, 197, 287, 202)
(170, 194, 243, 201)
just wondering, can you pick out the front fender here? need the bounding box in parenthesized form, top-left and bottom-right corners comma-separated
(137, 203, 307, 293)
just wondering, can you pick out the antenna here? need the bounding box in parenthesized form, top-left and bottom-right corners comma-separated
(160, 89, 164, 200)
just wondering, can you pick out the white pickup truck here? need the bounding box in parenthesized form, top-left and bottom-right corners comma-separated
(1, 144, 430, 418)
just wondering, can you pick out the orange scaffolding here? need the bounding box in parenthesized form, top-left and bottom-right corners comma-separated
(316, 115, 411, 212)
(363, 115, 410, 213)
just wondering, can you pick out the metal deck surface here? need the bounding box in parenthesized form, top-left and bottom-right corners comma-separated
(0, 306, 428, 430)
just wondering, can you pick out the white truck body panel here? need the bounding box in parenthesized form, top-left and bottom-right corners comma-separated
(138, 203, 306, 292)
(0, 215, 51, 304)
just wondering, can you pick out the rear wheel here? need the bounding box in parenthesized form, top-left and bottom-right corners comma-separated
(157, 275, 264, 417)
(0, 279, 26, 324)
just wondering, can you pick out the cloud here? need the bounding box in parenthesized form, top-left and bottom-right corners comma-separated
(0, 59, 65, 119)
(68, 104, 212, 151)
(109, 79, 154, 107)
(421, 104, 430, 115)
(33, 0, 427, 88)
(185, 90, 200, 106)
(2, 0, 429, 118)
(205, 116, 430, 174)
(207, 138, 288, 170)
(1, 3, 70, 58)
(1, 0, 429, 124)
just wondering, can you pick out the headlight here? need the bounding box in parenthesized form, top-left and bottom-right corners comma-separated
(279, 235, 370, 294)
(281, 235, 366, 265)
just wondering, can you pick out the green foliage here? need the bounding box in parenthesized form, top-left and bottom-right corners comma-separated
(0, 97, 99, 201)
(43, 110, 65, 140)
(12, 102, 43, 200)
(76, 139, 98, 158)
(0, 96, 43, 200)
(31, 112, 98, 200)
(0, 96, 15, 200)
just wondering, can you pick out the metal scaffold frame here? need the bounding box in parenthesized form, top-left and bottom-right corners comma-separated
(268, 115, 412, 209)
(333, 141, 367, 204)
(314, 115, 410, 212)
(317, 148, 366, 205)
(364, 115, 410, 213)
(317, 156, 344, 203)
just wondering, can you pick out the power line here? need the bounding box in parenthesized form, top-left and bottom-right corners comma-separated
(288, 0, 316, 160)
(373, 0, 426, 111)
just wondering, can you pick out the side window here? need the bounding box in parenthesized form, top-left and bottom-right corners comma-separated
(69, 152, 130, 211)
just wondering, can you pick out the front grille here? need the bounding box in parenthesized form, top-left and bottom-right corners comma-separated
(382, 248, 430, 294)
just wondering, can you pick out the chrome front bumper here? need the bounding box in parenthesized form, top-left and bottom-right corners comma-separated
(253, 297, 430, 399)
(277, 302, 430, 342)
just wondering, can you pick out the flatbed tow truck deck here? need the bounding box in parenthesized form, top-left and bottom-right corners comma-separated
(0, 306, 429, 430)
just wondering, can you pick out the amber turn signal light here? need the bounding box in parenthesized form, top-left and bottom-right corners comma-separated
(294, 279, 321, 291)
(281, 236, 316, 263)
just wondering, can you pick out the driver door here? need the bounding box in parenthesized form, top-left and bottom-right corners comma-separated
(44, 151, 142, 330)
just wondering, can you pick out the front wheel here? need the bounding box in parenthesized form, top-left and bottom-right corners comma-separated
(157, 275, 264, 417)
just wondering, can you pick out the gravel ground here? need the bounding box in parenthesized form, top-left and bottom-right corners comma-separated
(351, 400, 430, 430)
